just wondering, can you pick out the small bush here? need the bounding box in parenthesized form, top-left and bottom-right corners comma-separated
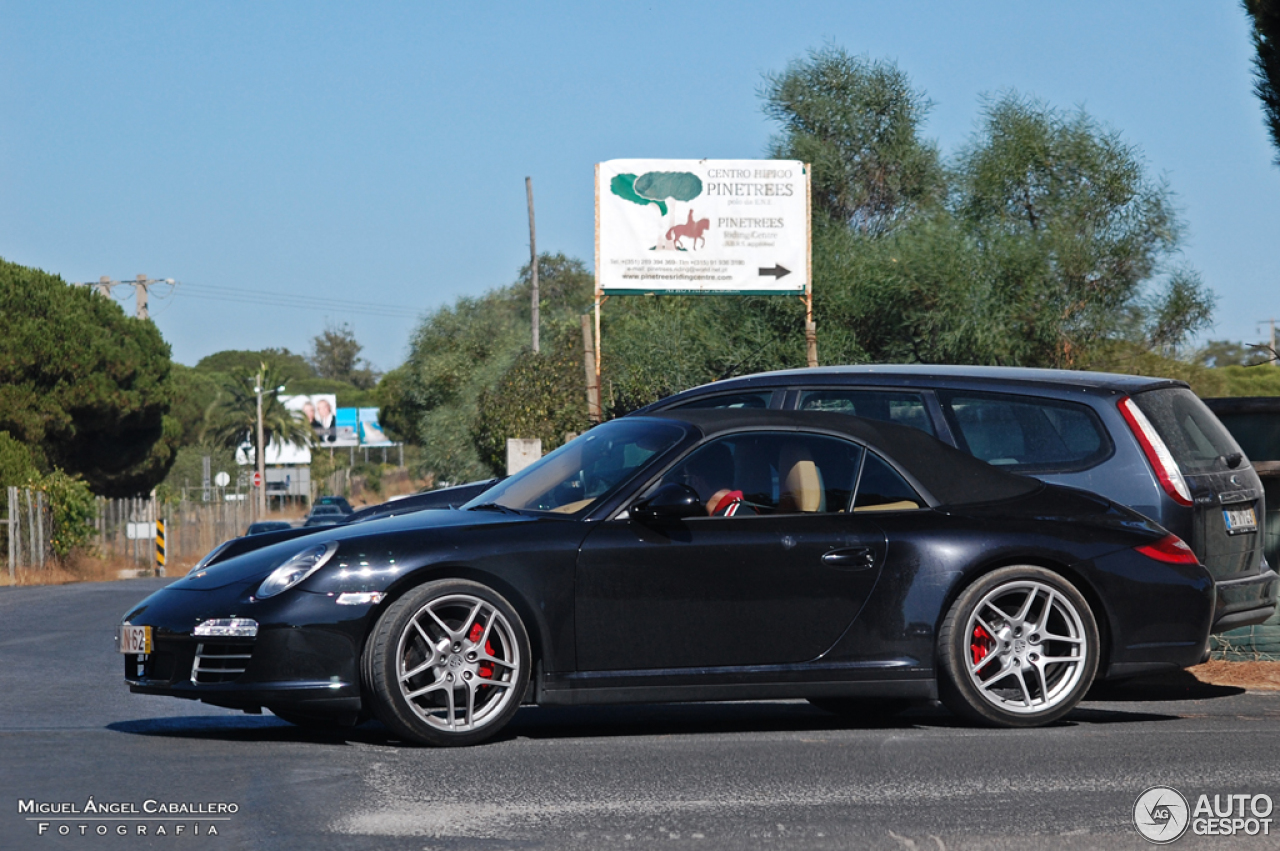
(33, 470, 97, 560)
(473, 330, 592, 475)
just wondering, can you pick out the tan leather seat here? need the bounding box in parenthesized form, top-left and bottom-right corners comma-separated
(778, 444, 825, 513)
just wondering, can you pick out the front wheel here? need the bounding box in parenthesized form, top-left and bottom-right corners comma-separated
(363, 580, 531, 746)
(937, 566, 1099, 727)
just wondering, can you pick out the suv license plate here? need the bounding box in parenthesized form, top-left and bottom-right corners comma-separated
(119, 625, 152, 655)
(1224, 507, 1258, 535)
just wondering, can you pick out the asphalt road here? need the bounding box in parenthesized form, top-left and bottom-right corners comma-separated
(3, 578, 1280, 851)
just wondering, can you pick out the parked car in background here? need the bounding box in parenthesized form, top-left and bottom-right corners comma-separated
(246, 521, 293, 536)
(121, 410, 1214, 743)
(634, 365, 1277, 633)
(313, 495, 354, 514)
(303, 504, 348, 527)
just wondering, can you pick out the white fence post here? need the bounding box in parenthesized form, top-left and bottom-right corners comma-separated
(6, 487, 15, 580)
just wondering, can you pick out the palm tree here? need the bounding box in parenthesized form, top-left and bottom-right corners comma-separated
(205, 363, 314, 455)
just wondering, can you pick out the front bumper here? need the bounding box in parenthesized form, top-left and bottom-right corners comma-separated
(125, 625, 364, 714)
(121, 583, 375, 715)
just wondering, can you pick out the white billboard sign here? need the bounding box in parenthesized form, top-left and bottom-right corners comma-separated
(596, 158, 809, 295)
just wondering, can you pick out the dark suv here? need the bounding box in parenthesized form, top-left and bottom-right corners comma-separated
(636, 364, 1277, 632)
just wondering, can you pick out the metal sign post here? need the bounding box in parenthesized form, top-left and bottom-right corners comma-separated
(155, 519, 166, 576)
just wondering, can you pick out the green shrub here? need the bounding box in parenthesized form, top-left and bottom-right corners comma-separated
(473, 329, 592, 474)
(33, 470, 97, 560)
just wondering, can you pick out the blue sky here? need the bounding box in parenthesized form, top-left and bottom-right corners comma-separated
(1, 1, 1277, 371)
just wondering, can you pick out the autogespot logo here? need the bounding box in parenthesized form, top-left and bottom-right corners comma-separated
(1134, 786, 1190, 844)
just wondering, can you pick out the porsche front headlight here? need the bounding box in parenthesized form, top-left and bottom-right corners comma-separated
(256, 542, 339, 599)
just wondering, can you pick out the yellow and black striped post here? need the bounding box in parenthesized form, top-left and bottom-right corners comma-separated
(155, 519, 166, 576)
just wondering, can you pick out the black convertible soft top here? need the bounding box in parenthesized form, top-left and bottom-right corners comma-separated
(649, 408, 1043, 507)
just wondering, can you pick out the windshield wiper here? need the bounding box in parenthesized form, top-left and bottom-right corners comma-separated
(467, 502, 522, 515)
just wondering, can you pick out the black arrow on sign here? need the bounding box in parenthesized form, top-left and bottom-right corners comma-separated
(758, 265, 791, 279)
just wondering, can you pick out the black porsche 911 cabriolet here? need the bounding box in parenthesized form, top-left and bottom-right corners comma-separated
(120, 410, 1214, 745)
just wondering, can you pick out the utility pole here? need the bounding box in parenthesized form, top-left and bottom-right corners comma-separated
(526, 176, 539, 354)
(255, 369, 267, 517)
(81, 275, 174, 319)
(253, 366, 287, 517)
(134, 274, 150, 320)
(1259, 319, 1279, 366)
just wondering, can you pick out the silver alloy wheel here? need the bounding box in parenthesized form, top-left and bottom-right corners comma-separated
(394, 592, 522, 732)
(962, 579, 1088, 715)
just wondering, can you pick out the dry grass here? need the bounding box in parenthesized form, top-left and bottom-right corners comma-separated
(0, 551, 201, 587)
(1189, 660, 1280, 691)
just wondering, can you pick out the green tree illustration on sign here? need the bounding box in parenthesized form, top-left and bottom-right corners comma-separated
(610, 171, 703, 216)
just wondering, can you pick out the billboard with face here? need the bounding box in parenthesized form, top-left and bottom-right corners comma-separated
(284, 394, 359, 447)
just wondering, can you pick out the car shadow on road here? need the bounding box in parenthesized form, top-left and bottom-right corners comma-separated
(107, 715, 397, 746)
(1084, 669, 1245, 702)
(487, 700, 1182, 741)
(107, 697, 1186, 748)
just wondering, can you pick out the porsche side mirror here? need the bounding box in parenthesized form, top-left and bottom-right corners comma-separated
(631, 483, 704, 521)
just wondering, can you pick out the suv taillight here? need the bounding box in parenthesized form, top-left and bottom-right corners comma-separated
(1117, 396, 1192, 507)
(1135, 534, 1199, 565)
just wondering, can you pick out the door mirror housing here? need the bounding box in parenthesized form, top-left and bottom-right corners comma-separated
(631, 483, 704, 521)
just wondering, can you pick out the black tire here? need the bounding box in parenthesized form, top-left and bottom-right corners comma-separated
(937, 565, 1099, 727)
(807, 697, 912, 720)
(363, 579, 530, 746)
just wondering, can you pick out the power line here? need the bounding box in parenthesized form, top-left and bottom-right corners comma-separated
(175, 285, 415, 318)
(180, 281, 412, 313)
(81, 276, 423, 320)
(80, 275, 174, 319)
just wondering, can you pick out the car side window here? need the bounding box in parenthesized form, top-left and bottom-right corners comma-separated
(853, 454, 923, 512)
(938, 391, 1111, 473)
(671, 391, 775, 410)
(797, 389, 936, 437)
(657, 432, 863, 516)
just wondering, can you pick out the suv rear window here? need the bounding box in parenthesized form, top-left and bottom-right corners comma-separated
(1131, 388, 1245, 474)
(797, 389, 935, 436)
(938, 391, 1112, 473)
(672, 391, 775, 410)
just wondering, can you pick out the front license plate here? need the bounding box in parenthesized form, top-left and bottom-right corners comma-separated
(1224, 507, 1258, 535)
(119, 625, 152, 655)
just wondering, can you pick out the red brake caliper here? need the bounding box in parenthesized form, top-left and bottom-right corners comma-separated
(468, 622, 495, 679)
(970, 624, 995, 667)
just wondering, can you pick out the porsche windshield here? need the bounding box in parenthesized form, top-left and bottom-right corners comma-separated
(465, 419, 688, 515)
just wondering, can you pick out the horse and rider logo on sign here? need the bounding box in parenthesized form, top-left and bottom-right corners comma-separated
(608, 170, 710, 251)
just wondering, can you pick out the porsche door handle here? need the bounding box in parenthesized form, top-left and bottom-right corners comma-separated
(821, 547, 875, 570)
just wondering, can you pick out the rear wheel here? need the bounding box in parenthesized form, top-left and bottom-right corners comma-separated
(937, 566, 1098, 727)
(364, 580, 530, 746)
